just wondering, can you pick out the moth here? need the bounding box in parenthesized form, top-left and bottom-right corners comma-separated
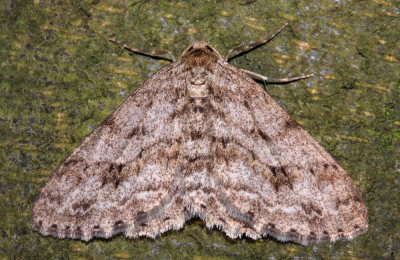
(32, 24, 368, 245)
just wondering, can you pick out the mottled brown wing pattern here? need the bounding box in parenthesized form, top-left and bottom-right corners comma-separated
(33, 40, 367, 245)
(32, 64, 190, 240)
(198, 62, 368, 244)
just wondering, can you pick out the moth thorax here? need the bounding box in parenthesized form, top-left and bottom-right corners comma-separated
(187, 67, 210, 98)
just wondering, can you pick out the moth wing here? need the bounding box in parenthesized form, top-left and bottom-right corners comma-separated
(206, 63, 368, 245)
(32, 64, 186, 240)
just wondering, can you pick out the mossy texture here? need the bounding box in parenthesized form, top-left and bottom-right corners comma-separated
(0, 0, 399, 259)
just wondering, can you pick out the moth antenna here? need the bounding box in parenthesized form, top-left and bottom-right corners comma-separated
(239, 0, 257, 5)
(108, 38, 176, 62)
(241, 68, 314, 83)
(225, 23, 289, 62)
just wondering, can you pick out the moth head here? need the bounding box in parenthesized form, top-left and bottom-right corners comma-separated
(180, 42, 222, 70)
(181, 41, 223, 61)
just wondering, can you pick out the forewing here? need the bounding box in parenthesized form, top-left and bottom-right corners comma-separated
(205, 62, 368, 245)
(32, 64, 187, 240)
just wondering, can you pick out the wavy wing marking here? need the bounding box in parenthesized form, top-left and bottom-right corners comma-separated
(198, 63, 368, 245)
(32, 64, 188, 240)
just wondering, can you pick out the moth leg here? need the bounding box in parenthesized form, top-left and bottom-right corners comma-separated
(241, 68, 314, 83)
(224, 23, 289, 62)
(108, 38, 176, 62)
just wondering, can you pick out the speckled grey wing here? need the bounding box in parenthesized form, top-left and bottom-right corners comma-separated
(204, 63, 368, 245)
(32, 64, 187, 241)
